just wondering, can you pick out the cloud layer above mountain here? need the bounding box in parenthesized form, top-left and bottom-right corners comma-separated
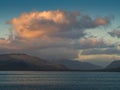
(0, 10, 118, 62)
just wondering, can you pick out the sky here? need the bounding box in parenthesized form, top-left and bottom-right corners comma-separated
(0, 0, 120, 66)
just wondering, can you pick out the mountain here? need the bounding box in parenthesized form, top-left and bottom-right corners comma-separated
(105, 60, 120, 71)
(0, 54, 67, 71)
(52, 59, 102, 70)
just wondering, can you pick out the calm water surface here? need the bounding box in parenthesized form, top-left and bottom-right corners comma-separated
(0, 71, 120, 90)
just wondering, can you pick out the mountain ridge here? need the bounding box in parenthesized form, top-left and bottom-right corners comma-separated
(104, 60, 120, 71)
(1, 53, 120, 71)
(0, 54, 67, 71)
(52, 59, 102, 70)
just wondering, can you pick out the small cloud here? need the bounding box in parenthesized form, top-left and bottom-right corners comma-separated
(109, 29, 120, 38)
(79, 38, 106, 49)
(95, 17, 109, 25)
(81, 48, 120, 55)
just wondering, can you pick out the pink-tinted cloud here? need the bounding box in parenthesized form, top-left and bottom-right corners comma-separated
(8, 10, 110, 39)
(8, 10, 78, 39)
(95, 17, 109, 25)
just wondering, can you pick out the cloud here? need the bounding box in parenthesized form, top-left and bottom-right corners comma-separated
(78, 54, 120, 66)
(0, 36, 78, 59)
(0, 10, 112, 60)
(95, 17, 110, 25)
(8, 10, 79, 39)
(8, 10, 110, 39)
(27, 47, 78, 60)
(109, 30, 120, 38)
(79, 38, 107, 49)
(77, 47, 120, 66)
(0, 38, 10, 46)
(79, 54, 120, 60)
(81, 48, 120, 55)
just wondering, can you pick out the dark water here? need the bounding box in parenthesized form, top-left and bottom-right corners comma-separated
(0, 71, 120, 90)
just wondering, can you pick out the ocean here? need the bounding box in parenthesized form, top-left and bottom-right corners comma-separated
(0, 71, 120, 90)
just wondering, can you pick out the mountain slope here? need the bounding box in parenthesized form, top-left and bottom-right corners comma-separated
(0, 54, 67, 71)
(105, 60, 120, 71)
(52, 59, 102, 70)
(106, 60, 120, 69)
